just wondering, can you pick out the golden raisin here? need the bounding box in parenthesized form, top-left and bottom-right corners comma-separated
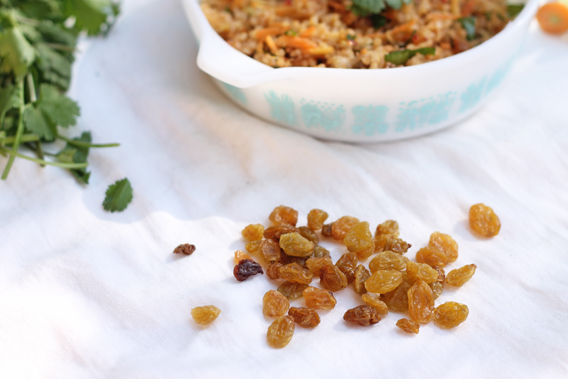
(396, 318, 419, 334)
(298, 226, 319, 244)
(234, 250, 253, 264)
(267, 262, 283, 279)
(429, 281, 443, 300)
(260, 239, 281, 262)
(361, 293, 389, 317)
(376, 220, 400, 238)
(343, 305, 382, 326)
(263, 290, 290, 317)
(415, 246, 449, 268)
(353, 264, 371, 295)
(174, 244, 196, 255)
(303, 286, 337, 310)
(469, 203, 500, 237)
(306, 257, 334, 276)
(335, 252, 358, 284)
(331, 216, 360, 241)
(446, 264, 477, 287)
(381, 280, 411, 312)
(288, 256, 308, 268)
(307, 209, 329, 231)
(369, 251, 409, 273)
(319, 264, 348, 292)
(269, 205, 298, 226)
(374, 234, 392, 253)
(343, 221, 375, 260)
(279, 263, 313, 284)
(245, 240, 262, 254)
(407, 280, 435, 324)
(279, 232, 314, 257)
(384, 237, 411, 254)
(241, 224, 265, 241)
(191, 305, 221, 325)
(277, 282, 309, 300)
(406, 261, 439, 284)
(321, 223, 333, 237)
(312, 244, 331, 258)
(288, 307, 320, 328)
(264, 224, 299, 241)
(365, 270, 403, 294)
(267, 315, 295, 348)
(434, 302, 469, 328)
(429, 232, 458, 263)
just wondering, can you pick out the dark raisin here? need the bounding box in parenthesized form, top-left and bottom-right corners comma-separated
(173, 244, 196, 255)
(321, 223, 333, 237)
(234, 259, 264, 281)
(343, 305, 382, 326)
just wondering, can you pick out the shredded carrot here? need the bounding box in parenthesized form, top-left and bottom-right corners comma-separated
(300, 26, 317, 37)
(255, 26, 288, 40)
(307, 45, 334, 56)
(265, 35, 278, 54)
(461, 0, 477, 16)
(439, 42, 451, 49)
(276, 35, 318, 51)
(389, 20, 417, 43)
(537, 2, 568, 35)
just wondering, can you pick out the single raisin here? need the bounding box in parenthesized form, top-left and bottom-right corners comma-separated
(303, 286, 337, 310)
(289, 256, 309, 268)
(306, 257, 334, 276)
(406, 261, 439, 284)
(319, 264, 348, 292)
(374, 234, 392, 253)
(234, 250, 253, 265)
(191, 305, 221, 325)
(277, 282, 309, 300)
(279, 232, 314, 257)
(434, 302, 469, 328)
(435, 267, 446, 283)
(245, 240, 262, 254)
(408, 280, 435, 324)
(429, 281, 443, 300)
(365, 270, 403, 294)
(331, 216, 360, 241)
(241, 224, 265, 241)
(312, 244, 331, 258)
(384, 237, 411, 254)
(263, 290, 290, 317)
(264, 224, 299, 241)
(336, 252, 358, 284)
(278, 262, 313, 284)
(396, 318, 419, 334)
(429, 232, 458, 263)
(234, 259, 263, 281)
(446, 264, 477, 287)
(173, 244, 196, 255)
(375, 220, 400, 238)
(369, 251, 409, 273)
(260, 239, 281, 262)
(353, 264, 371, 295)
(307, 209, 329, 231)
(298, 226, 320, 244)
(321, 223, 333, 237)
(267, 315, 295, 348)
(469, 203, 500, 237)
(267, 262, 283, 280)
(288, 307, 320, 328)
(361, 293, 389, 317)
(343, 305, 381, 326)
(269, 206, 298, 226)
(415, 246, 449, 268)
(381, 280, 411, 312)
(343, 221, 375, 260)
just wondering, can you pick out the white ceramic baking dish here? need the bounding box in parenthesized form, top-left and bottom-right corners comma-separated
(182, 0, 539, 142)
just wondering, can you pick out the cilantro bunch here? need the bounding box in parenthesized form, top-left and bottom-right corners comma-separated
(0, 0, 119, 183)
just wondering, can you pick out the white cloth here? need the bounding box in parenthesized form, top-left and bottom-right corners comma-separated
(1, 0, 567, 377)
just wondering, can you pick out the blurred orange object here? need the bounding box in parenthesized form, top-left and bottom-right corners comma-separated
(537, 2, 568, 34)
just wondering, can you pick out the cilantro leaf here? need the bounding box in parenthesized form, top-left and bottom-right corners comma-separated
(385, 47, 435, 66)
(370, 14, 387, 29)
(103, 178, 133, 212)
(64, 0, 112, 35)
(458, 17, 476, 41)
(0, 83, 19, 121)
(56, 131, 91, 183)
(507, 4, 524, 18)
(38, 84, 80, 127)
(351, 0, 386, 15)
(35, 43, 72, 90)
(23, 104, 56, 140)
(0, 21, 36, 80)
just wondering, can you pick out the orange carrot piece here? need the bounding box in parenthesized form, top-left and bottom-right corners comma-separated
(300, 26, 316, 37)
(461, 0, 477, 16)
(276, 35, 318, 51)
(537, 2, 568, 35)
(255, 26, 288, 40)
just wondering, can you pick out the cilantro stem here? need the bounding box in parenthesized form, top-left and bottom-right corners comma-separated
(27, 73, 37, 102)
(44, 43, 76, 52)
(0, 147, 89, 169)
(2, 134, 40, 144)
(57, 134, 120, 148)
(1, 85, 25, 180)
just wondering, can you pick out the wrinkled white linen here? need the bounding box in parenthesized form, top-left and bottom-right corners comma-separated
(1, 0, 567, 377)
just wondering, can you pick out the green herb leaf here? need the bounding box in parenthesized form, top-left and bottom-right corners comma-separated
(23, 104, 56, 140)
(351, 0, 386, 15)
(64, 0, 112, 35)
(370, 14, 387, 29)
(0, 21, 36, 80)
(507, 4, 524, 18)
(38, 84, 80, 127)
(56, 131, 91, 183)
(384, 47, 435, 65)
(458, 17, 476, 41)
(0, 83, 19, 121)
(103, 178, 133, 212)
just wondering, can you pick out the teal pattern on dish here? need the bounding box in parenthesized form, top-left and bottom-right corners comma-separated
(265, 91, 297, 126)
(459, 78, 486, 113)
(351, 105, 389, 136)
(395, 92, 456, 132)
(222, 82, 247, 104)
(300, 101, 345, 132)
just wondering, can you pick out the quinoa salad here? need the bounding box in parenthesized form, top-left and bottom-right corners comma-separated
(200, 0, 516, 68)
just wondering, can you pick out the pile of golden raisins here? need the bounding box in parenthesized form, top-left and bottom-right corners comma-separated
(234, 204, 499, 348)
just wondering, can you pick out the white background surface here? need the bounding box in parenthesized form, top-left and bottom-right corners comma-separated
(1, 0, 567, 377)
